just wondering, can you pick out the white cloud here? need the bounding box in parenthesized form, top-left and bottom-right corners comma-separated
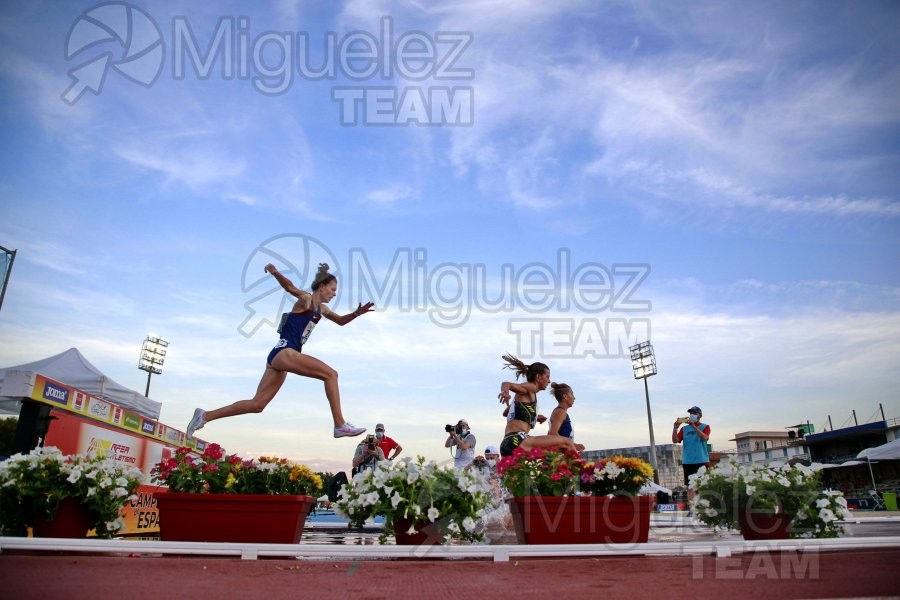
(362, 183, 415, 208)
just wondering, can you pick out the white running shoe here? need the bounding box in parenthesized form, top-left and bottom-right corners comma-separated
(186, 408, 206, 438)
(333, 422, 366, 438)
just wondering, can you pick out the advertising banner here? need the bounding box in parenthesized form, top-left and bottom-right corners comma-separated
(29, 373, 202, 450)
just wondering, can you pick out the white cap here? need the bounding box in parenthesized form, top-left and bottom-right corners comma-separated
(485, 445, 499, 455)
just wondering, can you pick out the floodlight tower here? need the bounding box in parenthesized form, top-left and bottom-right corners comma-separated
(139, 335, 169, 397)
(630, 340, 660, 484)
(0, 245, 16, 313)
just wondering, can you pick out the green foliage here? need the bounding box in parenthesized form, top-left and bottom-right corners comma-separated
(0, 446, 143, 537)
(335, 456, 492, 544)
(0, 417, 16, 456)
(690, 459, 852, 538)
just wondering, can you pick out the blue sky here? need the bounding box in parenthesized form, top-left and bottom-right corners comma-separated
(1, 0, 898, 474)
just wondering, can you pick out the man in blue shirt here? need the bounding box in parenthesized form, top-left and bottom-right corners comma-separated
(672, 405, 711, 490)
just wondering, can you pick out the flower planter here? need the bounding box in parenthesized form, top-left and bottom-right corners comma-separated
(31, 498, 93, 538)
(738, 510, 791, 540)
(156, 492, 316, 543)
(507, 495, 653, 544)
(391, 518, 442, 546)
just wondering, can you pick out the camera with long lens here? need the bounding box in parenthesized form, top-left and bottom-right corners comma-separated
(366, 434, 377, 451)
(445, 424, 456, 433)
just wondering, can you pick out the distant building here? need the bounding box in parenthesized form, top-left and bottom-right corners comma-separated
(730, 430, 811, 465)
(802, 420, 896, 464)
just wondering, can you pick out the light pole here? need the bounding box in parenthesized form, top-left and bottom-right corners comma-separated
(0, 245, 16, 313)
(138, 335, 169, 397)
(630, 340, 660, 483)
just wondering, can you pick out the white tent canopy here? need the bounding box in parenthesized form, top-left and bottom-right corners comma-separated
(858, 438, 900, 461)
(0, 347, 161, 420)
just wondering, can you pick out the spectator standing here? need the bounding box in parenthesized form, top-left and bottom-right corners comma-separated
(672, 405, 711, 508)
(374, 423, 403, 461)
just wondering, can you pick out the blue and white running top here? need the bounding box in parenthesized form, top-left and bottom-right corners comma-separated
(266, 308, 321, 364)
(557, 413, 574, 440)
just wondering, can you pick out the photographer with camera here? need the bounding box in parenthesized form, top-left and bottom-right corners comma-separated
(352, 433, 385, 475)
(444, 418, 476, 471)
(464, 445, 501, 478)
(672, 405, 711, 512)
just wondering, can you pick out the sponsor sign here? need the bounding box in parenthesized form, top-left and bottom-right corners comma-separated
(88, 397, 111, 420)
(164, 427, 180, 443)
(72, 391, 88, 412)
(42, 381, 69, 405)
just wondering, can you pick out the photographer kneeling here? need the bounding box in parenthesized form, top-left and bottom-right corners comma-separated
(352, 434, 385, 475)
(444, 418, 476, 471)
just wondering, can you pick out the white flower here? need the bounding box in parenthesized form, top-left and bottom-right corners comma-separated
(105, 518, 123, 532)
(462, 517, 476, 532)
(391, 492, 402, 508)
(602, 462, 624, 478)
(745, 485, 756, 496)
(819, 508, 836, 523)
(66, 468, 83, 484)
(816, 498, 830, 508)
(704, 508, 719, 517)
(427, 507, 440, 522)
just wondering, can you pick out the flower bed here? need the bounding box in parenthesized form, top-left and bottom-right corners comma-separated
(335, 456, 492, 544)
(152, 443, 323, 496)
(690, 459, 852, 538)
(0, 446, 143, 537)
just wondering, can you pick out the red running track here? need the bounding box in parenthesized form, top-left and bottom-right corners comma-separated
(2, 550, 899, 599)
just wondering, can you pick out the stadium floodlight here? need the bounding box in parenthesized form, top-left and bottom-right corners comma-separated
(138, 335, 169, 397)
(0, 245, 16, 313)
(630, 341, 660, 483)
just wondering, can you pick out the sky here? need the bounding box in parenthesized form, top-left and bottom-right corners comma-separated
(1, 0, 899, 475)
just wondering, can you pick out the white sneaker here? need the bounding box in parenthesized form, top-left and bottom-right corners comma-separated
(334, 422, 366, 438)
(187, 408, 206, 438)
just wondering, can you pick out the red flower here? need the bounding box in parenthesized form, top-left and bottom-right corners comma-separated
(204, 443, 225, 460)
